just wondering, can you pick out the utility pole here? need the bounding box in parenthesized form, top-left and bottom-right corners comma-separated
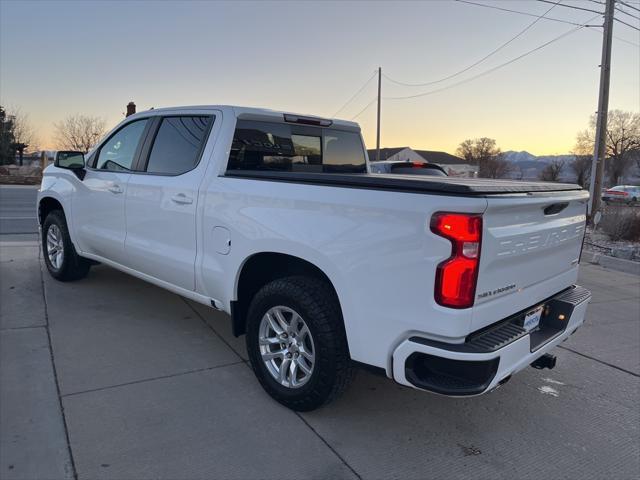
(376, 67, 381, 162)
(588, 0, 615, 218)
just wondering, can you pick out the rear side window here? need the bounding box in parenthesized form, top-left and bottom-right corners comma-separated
(227, 120, 366, 173)
(146, 116, 212, 175)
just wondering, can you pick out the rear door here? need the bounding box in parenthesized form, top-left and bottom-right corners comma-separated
(471, 190, 589, 329)
(124, 115, 214, 290)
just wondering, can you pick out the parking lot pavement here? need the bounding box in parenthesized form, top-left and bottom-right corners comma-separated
(1, 241, 639, 479)
(1, 241, 73, 480)
(563, 264, 640, 375)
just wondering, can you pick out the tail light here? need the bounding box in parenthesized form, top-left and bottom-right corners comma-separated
(430, 212, 482, 309)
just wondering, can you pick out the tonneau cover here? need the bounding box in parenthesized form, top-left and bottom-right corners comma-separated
(224, 170, 583, 196)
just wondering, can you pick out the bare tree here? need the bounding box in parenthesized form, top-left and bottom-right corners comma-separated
(456, 137, 511, 178)
(631, 148, 640, 172)
(575, 110, 640, 186)
(456, 139, 475, 163)
(513, 165, 524, 180)
(0, 106, 39, 165)
(6, 107, 37, 152)
(483, 153, 512, 179)
(54, 115, 107, 153)
(539, 159, 565, 182)
(569, 155, 592, 188)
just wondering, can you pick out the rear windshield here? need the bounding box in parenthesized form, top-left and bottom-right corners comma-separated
(226, 120, 366, 173)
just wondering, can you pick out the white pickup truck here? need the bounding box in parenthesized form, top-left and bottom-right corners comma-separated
(38, 105, 591, 411)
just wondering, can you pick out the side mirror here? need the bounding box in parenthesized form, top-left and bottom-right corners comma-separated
(55, 151, 86, 180)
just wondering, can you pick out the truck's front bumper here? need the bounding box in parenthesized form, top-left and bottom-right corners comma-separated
(392, 285, 591, 396)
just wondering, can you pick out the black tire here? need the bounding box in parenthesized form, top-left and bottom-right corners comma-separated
(246, 276, 355, 411)
(42, 210, 91, 281)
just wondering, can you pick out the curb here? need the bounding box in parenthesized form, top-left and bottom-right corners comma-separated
(581, 250, 640, 276)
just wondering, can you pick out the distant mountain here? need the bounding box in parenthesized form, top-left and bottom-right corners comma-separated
(502, 151, 576, 181)
(503, 151, 574, 164)
(501, 150, 639, 183)
(503, 151, 538, 163)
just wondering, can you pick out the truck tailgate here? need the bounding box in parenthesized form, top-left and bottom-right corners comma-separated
(472, 190, 589, 331)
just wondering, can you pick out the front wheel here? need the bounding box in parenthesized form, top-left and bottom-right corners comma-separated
(42, 210, 91, 281)
(246, 276, 355, 411)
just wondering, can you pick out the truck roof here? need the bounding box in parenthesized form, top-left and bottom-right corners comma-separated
(127, 105, 360, 131)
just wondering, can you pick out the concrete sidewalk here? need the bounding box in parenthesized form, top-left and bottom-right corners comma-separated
(1, 240, 639, 479)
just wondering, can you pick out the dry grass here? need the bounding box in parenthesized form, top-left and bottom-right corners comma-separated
(599, 208, 640, 242)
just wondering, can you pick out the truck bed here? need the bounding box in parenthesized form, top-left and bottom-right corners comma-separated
(224, 170, 583, 196)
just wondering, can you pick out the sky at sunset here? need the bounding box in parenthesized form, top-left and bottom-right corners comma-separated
(1, 0, 638, 155)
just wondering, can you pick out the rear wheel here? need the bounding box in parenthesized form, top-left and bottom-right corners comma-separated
(246, 276, 355, 411)
(42, 210, 91, 281)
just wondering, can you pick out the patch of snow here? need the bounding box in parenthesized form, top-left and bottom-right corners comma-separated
(542, 378, 565, 385)
(538, 385, 560, 397)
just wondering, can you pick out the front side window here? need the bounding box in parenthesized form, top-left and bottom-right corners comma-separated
(95, 120, 148, 171)
(227, 120, 366, 173)
(146, 116, 213, 175)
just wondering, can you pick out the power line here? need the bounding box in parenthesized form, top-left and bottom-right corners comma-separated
(456, 1, 637, 48)
(615, 15, 640, 30)
(611, 33, 640, 46)
(331, 70, 377, 117)
(615, 6, 640, 20)
(618, 1, 640, 13)
(535, 0, 604, 14)
(350, 98, 377, 120)
(384, 14, 600, 102)
(454, 1, 602, 27)
(383, 0, 564, 88)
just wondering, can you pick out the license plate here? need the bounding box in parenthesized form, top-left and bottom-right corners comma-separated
(523, 306, 544, 332)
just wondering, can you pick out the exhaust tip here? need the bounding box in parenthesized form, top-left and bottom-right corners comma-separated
(531, 353, 557, 370)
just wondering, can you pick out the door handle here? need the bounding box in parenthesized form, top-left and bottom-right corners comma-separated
(108, 185, 123, 194)
(171, 193, 193, 205)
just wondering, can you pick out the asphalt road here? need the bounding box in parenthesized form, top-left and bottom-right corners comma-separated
(0, 185, 38, 234)
(0, 238, 638, 480)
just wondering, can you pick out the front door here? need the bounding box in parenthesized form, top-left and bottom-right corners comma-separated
(125, 115, 214, 291)
(73, 119, 149, 265)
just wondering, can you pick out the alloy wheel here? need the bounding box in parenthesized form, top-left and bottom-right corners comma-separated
(46, 224, 64, 270)
(258, 306, 315, 388)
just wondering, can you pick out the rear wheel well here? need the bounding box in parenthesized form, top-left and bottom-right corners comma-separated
(232, 253, 341, 337)
(38, 197, 64, 225)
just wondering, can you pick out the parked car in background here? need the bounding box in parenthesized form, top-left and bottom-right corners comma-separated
(370, 160, 447, 176)
(38, 105, 591, 411)
(602, 185, 640, 205)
